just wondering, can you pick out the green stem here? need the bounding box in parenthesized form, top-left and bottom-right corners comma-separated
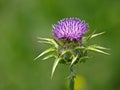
(69, 65, 75, 90)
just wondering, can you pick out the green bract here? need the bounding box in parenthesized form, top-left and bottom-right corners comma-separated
(35, 31, 109, 79)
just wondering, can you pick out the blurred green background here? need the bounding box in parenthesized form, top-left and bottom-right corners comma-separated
(0, 0, 120, 90)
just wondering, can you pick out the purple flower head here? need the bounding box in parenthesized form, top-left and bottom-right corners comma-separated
(53, 18, 89, 41)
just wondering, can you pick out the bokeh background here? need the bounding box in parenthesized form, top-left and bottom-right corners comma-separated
(0, 0, 120, 90)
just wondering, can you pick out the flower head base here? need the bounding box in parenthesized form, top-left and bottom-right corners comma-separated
(53, 18, 88, 41)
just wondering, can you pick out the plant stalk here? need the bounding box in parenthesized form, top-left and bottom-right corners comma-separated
(69, 65, 75, 90)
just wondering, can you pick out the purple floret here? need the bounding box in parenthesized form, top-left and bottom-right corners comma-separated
(53, 18, 89, 41)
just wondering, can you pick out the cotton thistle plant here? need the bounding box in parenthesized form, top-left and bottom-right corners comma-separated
(35, 18, 109, 90)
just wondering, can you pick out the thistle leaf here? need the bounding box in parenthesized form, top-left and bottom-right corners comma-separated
(85, 30, 96, 40)
(42, 55, 55, 60)
(86, 31, 105, 41)
(37, 37, 58, 48)
(37, 37, 52, 41)
(54, 38, 63, 46)
(61, 49, 71, 56)
(38, 41, 54, 45)
(51, 39, 59, 49)
(90, 45, 110, 50)
(75, 46, 85, 50)
(34, 48, 55, 60)
(79, 56, 89, 62)
(51, 58, 61, 79)
(71, 55, 78, 66)
(86, 46, 109, 55)
(90, 32, 105, 39)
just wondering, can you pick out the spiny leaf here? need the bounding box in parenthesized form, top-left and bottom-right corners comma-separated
(37, 37, 52, 41)
(51, 39, 59, 49)
(75, 46, 85, 50)
(86, 31, 105, 41)
(61, 49, 71, 56)
(90, 32, 105, 39)
(71, 55, 78, 66)
(38, 41, 54, 45)
(85, 30, 96, 40)
(86, 46, 110, 55)
(54, 38, 63, 46)
(42, 55, 56, 60)
(34, 48, 55, 60)
(90, 45, 110, 50)
(37, 37, 58, 48)
(79, 56, 89, 62)
(51, 58, 61, 79)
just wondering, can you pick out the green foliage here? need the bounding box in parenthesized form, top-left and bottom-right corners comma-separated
(35, 31, 109, 79)
(79, 56, 89, 63)
(42, 55, 56, 60)
(34, 48, 56, 60)
(86, 45, 109, 55)
(51, 57, 61, 79)
(90, 32, 105, 39)
(37, 37, 58, 48)
(71, 55, 78, 66)
(86, 31, 105, 41)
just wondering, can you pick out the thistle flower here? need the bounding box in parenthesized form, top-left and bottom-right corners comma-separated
(53, 18, 88, 41)
(35, 18, 109, 90)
